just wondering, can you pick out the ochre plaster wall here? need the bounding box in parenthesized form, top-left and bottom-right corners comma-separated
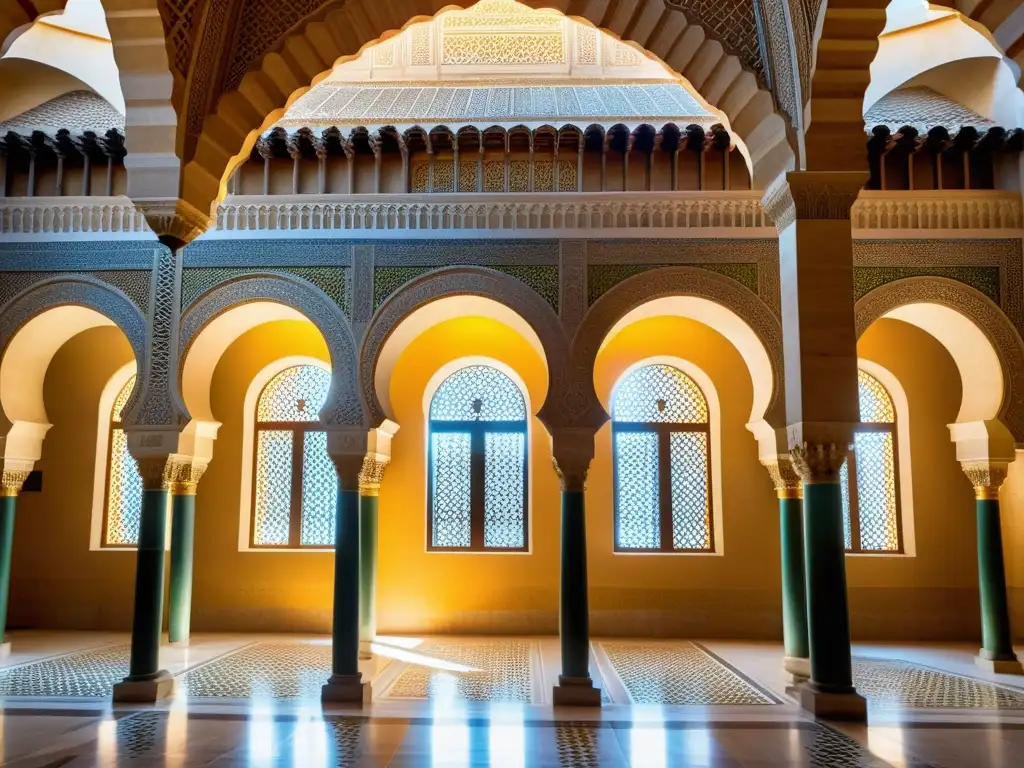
(589, 316, 780, 638)
(10, 326, 135, 629)
(855, 318, 982, 640)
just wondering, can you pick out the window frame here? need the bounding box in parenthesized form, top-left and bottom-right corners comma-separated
(425, 363, 530, 553)
(843, 370, 904, 555)
(249, 365, 334, 550)
(610, 364, 714, 554)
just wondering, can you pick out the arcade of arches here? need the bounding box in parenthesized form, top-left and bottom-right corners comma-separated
(5, 0, 1024, 751)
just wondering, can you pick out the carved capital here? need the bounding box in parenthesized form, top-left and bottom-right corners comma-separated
(790, 442, 849, 484)
(134, 198, 210, 247)
(961, 461, 1009, 500)
(763, 172, 867, 232)
(760, 457, 802, 499)
(134, 455, 172, 491)
(358, 455, 390, 496)
(1, 465, 32, 497)
(167, 455, 209, 496)
(551, 427, 596, 493)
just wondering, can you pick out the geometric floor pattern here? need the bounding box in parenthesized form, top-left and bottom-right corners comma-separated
(600, 641, 780, 705)
(381, 639, 535, 702)
(0, 643, 129, 697)
(178, 642, 332, 700)
(853, 656, 1024, 710)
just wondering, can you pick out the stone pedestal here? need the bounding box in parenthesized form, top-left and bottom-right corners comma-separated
(321, 673, 371, 705)
(112, 671, 177, 703)
(791, 682, 867, 721)
(552, 675, 602, 707)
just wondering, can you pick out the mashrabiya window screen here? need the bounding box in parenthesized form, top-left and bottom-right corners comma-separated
(611, 364, 712, 552)
(252, 365, 337, 548)
(104, 374, 143, 547)
(840, 370, 902, 553)
(428, 365, 528, 551)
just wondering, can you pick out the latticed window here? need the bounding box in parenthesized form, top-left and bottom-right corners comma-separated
(104, 375, 143, 547)
(840, 370, 902, 553)
(251, 365, 337, 548)
(612, 364, 713, 552)
(428, 365, 528, 551)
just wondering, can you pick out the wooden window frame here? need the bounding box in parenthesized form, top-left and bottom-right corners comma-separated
(611, 419, 713, 553)
(844, 421, 903, 555)
(426, 418, 529, 552)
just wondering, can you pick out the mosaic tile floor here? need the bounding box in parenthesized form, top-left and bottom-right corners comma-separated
(380, 639, 536, 703)
(599, 642, 780, 705)
(853, 656, 1024, 710)
(0, 643, 129, 697)
(178, 641, 332, 700)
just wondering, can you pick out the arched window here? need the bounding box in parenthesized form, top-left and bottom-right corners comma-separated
(841, 370, 902, 553)
(103, 374, 143, 547)
(428, 364, 528, 551)
(251, 364, 337, 548)
(612, 363, 712, 552)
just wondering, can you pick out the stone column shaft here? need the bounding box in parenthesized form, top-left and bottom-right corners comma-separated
(0, 469, 30, 649)
(167, 460, 206, 645)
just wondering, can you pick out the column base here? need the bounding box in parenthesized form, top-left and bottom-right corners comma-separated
(0, 642, 11, 661)
(783, 655, 810, 682)
(358, 640, 373, 661)
(975, 652, 1024, 675)
(321, 673, 371, 705)
(552, 675, 602, 707)
(789, 682, 867, 721)
(168, 638, 191, 647)
(112, 670, 176, 703)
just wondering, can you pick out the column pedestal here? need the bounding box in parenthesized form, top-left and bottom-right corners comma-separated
(113, 484, 176, 703)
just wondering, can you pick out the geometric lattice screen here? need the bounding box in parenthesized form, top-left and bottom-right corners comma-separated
(611, 364, 713, 552)
(104, 375, 143, 546)
(252, 365, 337, 548)
(841, 370, 901, 553)
(428, 364, 528, 551)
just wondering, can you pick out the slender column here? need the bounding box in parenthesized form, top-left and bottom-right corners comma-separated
(962, 461, 1023, 673)
(26, 148, 37, 197)
(257, 138, 273, 196)
(551, 429, 601, 706)
(323, 441, 370, 704)
(503, 134, 510, 192)
(477, 142, 484, 193)
(286, 136, 301, 195)
(762, 171, 867, 720)
(113, 455, 176, 701)
(168, 461, 207, 644)
(600, 134, 608, 191)
(54, 151, 65, 197)
(314, 136, 327, 194)
(427, 137, 435, 193)
(622, 134, 633, 191)
(577, 139, 584, 192)
(762, 457, 810, 681)
(370, 134, 383, 193)
(358, 455, 389, 658)
(398, 137, 410, 193)
(553, 139, 560, 193)
(0, 468, 30, 653)
(528, 138, 535, 192)
(105, 155, 114, 196)
(452, 140, 460, 193)
(342, 139, 356, 195)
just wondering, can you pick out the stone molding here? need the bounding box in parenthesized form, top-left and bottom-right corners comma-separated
(133, 199, 211, 246)
(852, 191, 1023, 233)
(359, 265, 571, 428)
(762, 172, 867, 231)
(855, 276, 1024, 442)
(179, 273, 365, 426)
(571, 266, 785, 429)
(0, 197, 150, 237)
(214, 193, 774, 235)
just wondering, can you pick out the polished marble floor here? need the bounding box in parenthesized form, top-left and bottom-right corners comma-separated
(0, 632, 1020, 766)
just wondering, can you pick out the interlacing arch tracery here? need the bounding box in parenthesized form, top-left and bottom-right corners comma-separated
(359, 266, 570, 429)
(179, 273, 364, 426)
(570, 266, 785, 429)
(854, 277, 1024, 442)
(181, 0, 793, 214)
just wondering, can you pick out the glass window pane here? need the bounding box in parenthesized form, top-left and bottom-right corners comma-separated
(254, 430, 293, 545)
(854, 430, 899, 551)
(669, 431, 711, 550)
(300, 431, 337, 546)
(430, 365, 527, 422)
(612, 364, 708, 424)
(484, 432, 525, 548)
(858, 370, 895, 424)
(839, 456, 853, 550)
(431, 431, 472, 547)
(258, 365, 331, 422)
(106, 427, 143, 545)
(614, 430, 660, 549)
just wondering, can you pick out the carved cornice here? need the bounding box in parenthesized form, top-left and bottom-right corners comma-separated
(761, 181, 795, 231)
(790, 442, 849, 484)
(961, 461, 1008, 500)
(760, 457, 802, 499)
(133, 198, 211, 246)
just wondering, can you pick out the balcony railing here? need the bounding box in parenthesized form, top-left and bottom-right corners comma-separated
(851, 190, 1022, 232)
(0, 196, 149, 236)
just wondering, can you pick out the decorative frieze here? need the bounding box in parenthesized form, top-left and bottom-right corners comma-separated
(851, 191, 1022, 233)
(0, 197, 148, 237)
(180, 266, 350, 314)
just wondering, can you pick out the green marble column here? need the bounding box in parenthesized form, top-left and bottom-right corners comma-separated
(168, 487, 196, 644)
(0, 483, 23, 647)
(124, 486, 171, 682)
(801, 478, 856, 694)
(322, 453, 367, 704)
(358, 492, 378, 658)
(780, 493, 810, 671)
